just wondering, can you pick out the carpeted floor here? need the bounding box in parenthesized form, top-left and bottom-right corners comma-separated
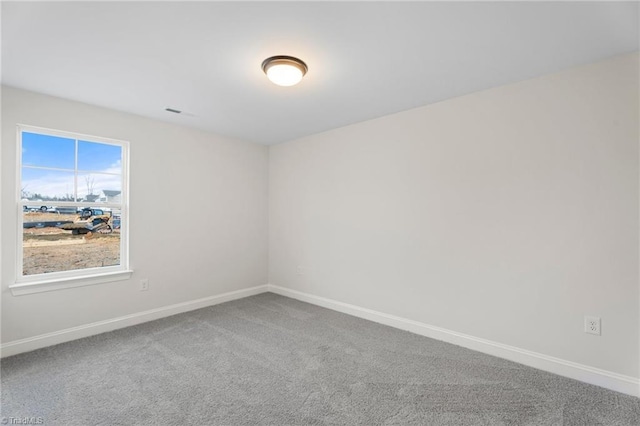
(1, 293, 639, 425)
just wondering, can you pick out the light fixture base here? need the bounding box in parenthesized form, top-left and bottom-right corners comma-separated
(262, 55, 308, 86)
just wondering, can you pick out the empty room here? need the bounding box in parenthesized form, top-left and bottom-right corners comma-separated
(1, 1, 639, 425)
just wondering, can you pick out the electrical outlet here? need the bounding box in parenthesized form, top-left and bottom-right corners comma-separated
(584, 316, 601, 335)
(140, 278, 149, 292)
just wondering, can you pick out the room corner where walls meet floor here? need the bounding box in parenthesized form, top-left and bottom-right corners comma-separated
(3, 283, 637, 398)
(2, 292, 639, 425)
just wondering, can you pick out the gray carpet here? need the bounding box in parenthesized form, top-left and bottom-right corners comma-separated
(1, 293, 639, 425)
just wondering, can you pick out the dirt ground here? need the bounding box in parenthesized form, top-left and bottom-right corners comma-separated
(23, 212, 121, 276)
(23, 211, 78, 222)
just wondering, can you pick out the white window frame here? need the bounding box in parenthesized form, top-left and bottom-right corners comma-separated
(10, 124, 132, 296)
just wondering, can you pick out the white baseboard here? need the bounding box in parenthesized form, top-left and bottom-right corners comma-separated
(267, 284, 640, 398)
(0, 284, 269, 358)
(3, 283, 638, 397)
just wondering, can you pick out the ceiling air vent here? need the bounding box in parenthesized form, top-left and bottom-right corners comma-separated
(165, 108, 182, 114)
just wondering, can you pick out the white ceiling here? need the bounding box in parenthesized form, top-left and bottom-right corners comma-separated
(2, 2, 638, 145)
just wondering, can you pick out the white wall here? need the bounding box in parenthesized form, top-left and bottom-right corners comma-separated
(2, 53, 638, 392)
(269, 53, 639, 378)
(1, 86, 268, 343)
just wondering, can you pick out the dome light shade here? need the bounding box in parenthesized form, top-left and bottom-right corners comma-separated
(262, 56, 308, 86)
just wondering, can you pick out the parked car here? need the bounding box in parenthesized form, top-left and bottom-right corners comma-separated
(79, 207, 110, 217)
(22, 199, 50, 212)
(51, 206, 80, 215)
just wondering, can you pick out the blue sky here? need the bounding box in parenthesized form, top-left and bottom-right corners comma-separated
(22, 132, 122, 199)
(22, 132, 122, 172)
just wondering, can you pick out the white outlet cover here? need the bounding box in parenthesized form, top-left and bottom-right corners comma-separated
(584, 316, 601, 335)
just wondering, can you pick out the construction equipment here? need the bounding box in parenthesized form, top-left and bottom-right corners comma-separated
(58, 208, 113, 235)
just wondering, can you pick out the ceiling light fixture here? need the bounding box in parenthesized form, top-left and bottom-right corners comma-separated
(261, 55, 308, 87)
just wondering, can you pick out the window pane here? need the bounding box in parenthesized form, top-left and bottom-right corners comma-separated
(77, 173, 122, 203)
(78, 140, 122, 174)
(21, 167, 75, 201)
(22, 209, 121, 275)
(22, 132, 75, 169)
(19, 127, 128, 279)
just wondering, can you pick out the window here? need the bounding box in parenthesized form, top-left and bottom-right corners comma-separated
(14, 125, 130, 293)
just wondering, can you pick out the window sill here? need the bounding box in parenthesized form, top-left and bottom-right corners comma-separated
(10, 270, 133, 296)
